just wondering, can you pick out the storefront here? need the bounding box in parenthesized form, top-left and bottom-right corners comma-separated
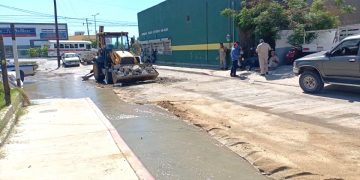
(0, 22, 68, 57)
(137, 0, 240, 66)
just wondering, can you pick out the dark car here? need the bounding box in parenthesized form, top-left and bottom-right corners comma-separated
(293, 34, 360, 93)
(285, 47, 303, 65)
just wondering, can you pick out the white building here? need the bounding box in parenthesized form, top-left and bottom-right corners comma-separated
(0, 22, 68, 57)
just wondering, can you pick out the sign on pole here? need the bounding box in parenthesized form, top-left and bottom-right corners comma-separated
(0, 35, 11, 105)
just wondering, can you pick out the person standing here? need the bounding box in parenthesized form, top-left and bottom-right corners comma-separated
(230, 42, 240, 77)
(219, 43, 227, 70)
(256, 39, 272, 76)
(152, 49, 158, 63)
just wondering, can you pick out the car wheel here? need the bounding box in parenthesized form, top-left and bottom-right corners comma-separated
(93, 62, 104, 82)
(299, 70, 324, 93)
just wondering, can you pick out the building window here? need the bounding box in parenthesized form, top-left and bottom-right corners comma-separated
(141, 40, 172, 56)
(163, 41, 172, 55)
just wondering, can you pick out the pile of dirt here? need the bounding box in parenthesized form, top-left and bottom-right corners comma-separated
(155, 99, 333, 180)
(155, 77, 187, 85)
(113, 69, 359, 180)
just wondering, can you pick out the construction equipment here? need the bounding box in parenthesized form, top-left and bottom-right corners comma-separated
(92, 26, 158, 84)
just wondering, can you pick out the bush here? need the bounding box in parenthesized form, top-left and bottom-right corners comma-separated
(41, 46, 48, 57)
(27, 48, 38, 58)
(27, 47, 48, 58)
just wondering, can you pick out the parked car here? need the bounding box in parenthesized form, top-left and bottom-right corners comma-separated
(62, 53, 80, 67)
(293, 34, 360, 93)
(285, 47, 303, 65)
(1, 62, 38, 82)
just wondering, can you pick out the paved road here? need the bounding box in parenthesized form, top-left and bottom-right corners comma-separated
(113, 67, 360, 179)
(23, 62, 266, 180)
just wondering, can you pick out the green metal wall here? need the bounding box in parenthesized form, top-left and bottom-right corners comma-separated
(138, 0, 241, 66)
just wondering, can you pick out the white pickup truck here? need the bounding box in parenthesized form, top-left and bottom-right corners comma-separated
(302, 25, 360, 54)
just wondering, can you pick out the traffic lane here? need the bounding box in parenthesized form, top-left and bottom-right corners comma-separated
(108, 104, 267, 180)
(23, 71, 267, 180)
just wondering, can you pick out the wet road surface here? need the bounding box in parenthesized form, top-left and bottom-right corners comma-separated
(23, 68, 266, 180)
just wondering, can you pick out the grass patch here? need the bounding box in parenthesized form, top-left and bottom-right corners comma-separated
(0, 83, 20, 110)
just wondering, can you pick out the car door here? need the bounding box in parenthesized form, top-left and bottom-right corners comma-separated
(323, 39, 360, 78)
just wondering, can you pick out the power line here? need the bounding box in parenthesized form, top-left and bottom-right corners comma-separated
(0, 4, 138, 26)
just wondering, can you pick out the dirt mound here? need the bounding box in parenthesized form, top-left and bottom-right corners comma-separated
(155, 77, 187, 85)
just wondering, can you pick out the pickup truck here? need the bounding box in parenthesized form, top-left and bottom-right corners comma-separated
(293, 34, 360, 93)
(1, 63, 37, 82)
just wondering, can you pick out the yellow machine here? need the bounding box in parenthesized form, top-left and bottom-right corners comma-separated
(93, 26, 158, 84)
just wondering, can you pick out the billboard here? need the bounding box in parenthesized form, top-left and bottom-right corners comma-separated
(40, 28, 68, 40)
(0, 27, 36, 37)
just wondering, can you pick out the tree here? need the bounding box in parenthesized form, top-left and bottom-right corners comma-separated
(222, 0, 288, 48)
(221, 0, 355, 47)
(287, 0, 355, 46)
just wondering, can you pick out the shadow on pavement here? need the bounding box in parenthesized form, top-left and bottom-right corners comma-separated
(309, 84, 360, 102)
(265, 65, 295, 81)
(156, 62, 219, 70)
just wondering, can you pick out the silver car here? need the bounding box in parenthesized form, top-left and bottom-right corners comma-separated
(294, 34, 360, 93)
(62, 53, 80, 67)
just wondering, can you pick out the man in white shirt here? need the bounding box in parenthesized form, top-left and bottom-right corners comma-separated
(256, 39, 272, 76)
(268, 50, 280, 70)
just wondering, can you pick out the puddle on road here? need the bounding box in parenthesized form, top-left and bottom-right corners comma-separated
(23, 72, 167, 124)
(22, 71, 267, 180)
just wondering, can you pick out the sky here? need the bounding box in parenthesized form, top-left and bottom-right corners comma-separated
(0, 0, 165, 38)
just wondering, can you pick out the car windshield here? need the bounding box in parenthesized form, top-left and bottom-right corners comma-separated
(65, 54, 77, 58)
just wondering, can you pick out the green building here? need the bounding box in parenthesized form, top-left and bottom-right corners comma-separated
(137, 0, 241, 66)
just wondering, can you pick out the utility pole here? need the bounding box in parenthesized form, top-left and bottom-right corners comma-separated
(84, 18, 90, 39)
(53, 0, 61, 68)
(0, 36, 11, 106)
(10, 24, 21, 87)
(92, 13, 99, 47)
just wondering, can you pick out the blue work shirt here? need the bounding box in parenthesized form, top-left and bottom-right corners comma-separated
(231, 46, 240, 61)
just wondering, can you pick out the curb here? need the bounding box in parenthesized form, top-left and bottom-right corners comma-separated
(0, 94, 23, 147)
(156, 66, 299, 87)
(85, 98, 154, 180)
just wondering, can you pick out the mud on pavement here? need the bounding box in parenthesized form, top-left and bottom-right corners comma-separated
(113, 69, 360, 180)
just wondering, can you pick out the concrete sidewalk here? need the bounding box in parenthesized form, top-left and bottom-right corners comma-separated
(0, 98, 148, 180)
(155, 65, 298, 87)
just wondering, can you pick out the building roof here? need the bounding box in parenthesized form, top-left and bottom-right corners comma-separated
(48, 40, 91, 43)
(69, 35, 96, 41)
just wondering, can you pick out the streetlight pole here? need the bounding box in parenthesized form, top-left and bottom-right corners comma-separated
(92, 13, 99, 47)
